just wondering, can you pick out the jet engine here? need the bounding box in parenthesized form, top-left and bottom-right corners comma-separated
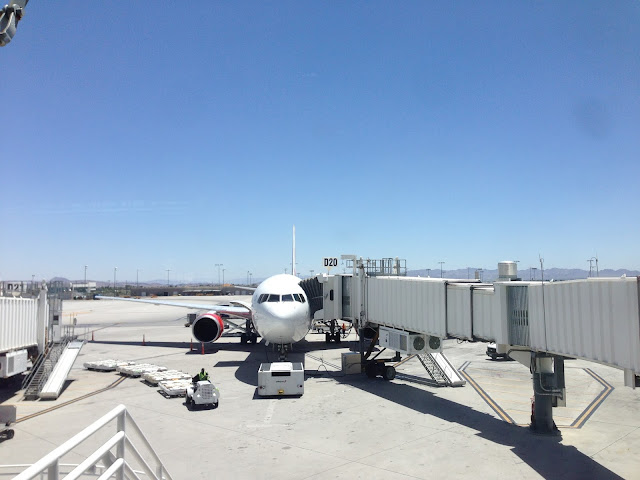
(191, 312, 225, 343)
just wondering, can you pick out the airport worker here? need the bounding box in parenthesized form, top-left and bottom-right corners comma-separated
(198, 368, 209, 381)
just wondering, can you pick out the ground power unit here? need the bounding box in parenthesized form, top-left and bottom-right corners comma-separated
(258, 362, 304, 396)
(378, 327, 442, 355)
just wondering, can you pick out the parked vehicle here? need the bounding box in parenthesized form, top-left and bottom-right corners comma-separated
(186, 380, 219, 409)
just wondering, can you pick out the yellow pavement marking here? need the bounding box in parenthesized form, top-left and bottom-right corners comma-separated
(16, 376, 126, 424)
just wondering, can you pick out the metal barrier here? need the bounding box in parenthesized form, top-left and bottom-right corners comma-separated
(12, 404, 173, 480)
(0, 464, 148, 479)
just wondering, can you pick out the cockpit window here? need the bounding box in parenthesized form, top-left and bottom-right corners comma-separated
(282, 294, 293, 302)
(258, 294, 268, 304)
(267, 294, 280, 302)
(293, 293, 303, 302)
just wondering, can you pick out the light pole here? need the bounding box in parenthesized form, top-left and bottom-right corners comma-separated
(249, 272, 252, 285)
(426, 268, 431, 277)
(166, 269, 171, 286)
(215, 264, 223, 285)
(136, 269, 140, 288)
(222, 268, 226, 285)
(310, 269, 314, 278)
(114, 267, 118, 296)
(532, 267, 537, 281)
(247, 271, 250, 285)
(438, 261, 445, 278)
(467, 266, 470, 279)
(84, 265, 88, 290)
(588, 256, 599, 277)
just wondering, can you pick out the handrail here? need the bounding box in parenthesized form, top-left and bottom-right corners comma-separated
(21, 341, 52, 390)
(97, 458, 124, 480)
(13, 404, 172, 480)
(0, 463, 147, 478)
(64, 432, 125, 480)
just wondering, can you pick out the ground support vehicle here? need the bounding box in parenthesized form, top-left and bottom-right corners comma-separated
(186, 380, 219, 409)
(0, 405, 16, 440)
(486, 343, 511, 360)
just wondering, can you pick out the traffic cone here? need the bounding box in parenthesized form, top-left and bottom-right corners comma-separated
(142, 334, 146, 346)
(201, 342, 204, 355)
(91, 331, 94, 342)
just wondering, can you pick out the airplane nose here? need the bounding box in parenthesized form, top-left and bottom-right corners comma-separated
(258, 304, 301, 343)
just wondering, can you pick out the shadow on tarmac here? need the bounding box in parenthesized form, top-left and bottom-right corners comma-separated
(335, 375, 623, 480)
(0, 375, 24, 403)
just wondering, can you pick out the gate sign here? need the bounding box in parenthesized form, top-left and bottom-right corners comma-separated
(4, 282, 25, 292)
(323, 257, 338, 269)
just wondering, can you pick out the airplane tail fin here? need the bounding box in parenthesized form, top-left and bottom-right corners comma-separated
(292, 225, 296, 277)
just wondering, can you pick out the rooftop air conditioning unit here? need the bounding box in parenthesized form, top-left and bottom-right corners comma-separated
(378, 327, 442, 355)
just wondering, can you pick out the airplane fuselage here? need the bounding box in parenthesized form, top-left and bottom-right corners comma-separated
(250, 274, 312, 344)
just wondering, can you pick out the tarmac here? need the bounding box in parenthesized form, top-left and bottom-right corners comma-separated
(1, 296, 639, 479)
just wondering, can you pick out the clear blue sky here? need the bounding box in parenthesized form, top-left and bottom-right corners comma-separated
(1, 2, 638, 283)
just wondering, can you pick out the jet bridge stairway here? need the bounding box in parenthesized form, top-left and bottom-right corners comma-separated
(415, 353, 466, 387)
(22, 337, 82, 400)
(39, 340, 84, 399)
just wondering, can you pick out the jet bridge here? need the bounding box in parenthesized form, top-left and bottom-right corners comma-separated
(316, 257, 640, 433)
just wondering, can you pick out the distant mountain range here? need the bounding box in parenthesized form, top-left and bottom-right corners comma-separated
(406, 268, 640, 282)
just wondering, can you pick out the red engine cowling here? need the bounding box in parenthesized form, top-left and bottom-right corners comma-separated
(191, 312, 225, 343)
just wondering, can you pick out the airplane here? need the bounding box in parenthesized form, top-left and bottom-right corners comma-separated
(97, 226, 324, 359)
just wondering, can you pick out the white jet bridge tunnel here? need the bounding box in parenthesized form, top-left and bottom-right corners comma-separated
(313, 258, 640, 434)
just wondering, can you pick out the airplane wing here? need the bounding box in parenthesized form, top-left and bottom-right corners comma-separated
(95, 296, 252, 319)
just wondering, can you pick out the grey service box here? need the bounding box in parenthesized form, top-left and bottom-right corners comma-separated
(0, 350, 28, 378)
(341, 352, 361, 375)
(257, 362, 304, 396)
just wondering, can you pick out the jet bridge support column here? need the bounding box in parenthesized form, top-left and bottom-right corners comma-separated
(530, 353, 565, 435)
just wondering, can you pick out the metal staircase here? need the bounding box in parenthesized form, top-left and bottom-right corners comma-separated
(21, 343, 51, 391)
(22, 337, 72, 400)
(415, 353, 466, 387)
(416, 354, 449, 386)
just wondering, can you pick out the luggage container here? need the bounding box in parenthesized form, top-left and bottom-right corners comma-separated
(84, 359, 135, 372)
(159, 379, 193, 397)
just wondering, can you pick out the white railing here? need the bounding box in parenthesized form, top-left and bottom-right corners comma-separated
(0, 464, 148, 479)
(12, 404, 173, 480)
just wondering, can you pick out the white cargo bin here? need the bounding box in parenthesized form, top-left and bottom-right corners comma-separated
(84, 360, 135, 371)
(258, 362, 304, 396)
(159, 379, 193, 397)
(118, 364, 167, 377)
(143, 370, 190, 385)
